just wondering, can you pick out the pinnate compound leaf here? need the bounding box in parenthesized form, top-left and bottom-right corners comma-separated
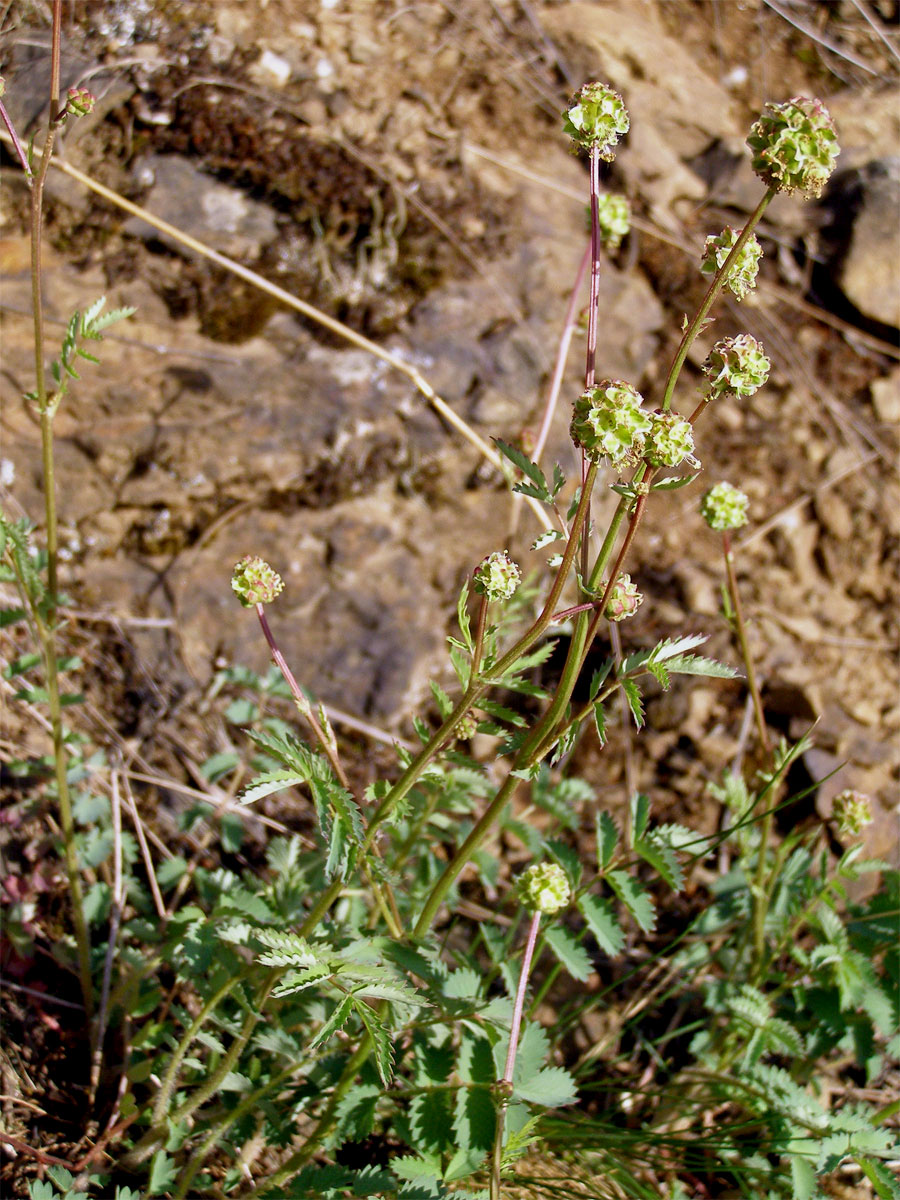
(495, 439, 549, 491)
(579, 893, 626, 957)
(544, 925, 592, 982)
(608, 870, 657, 932)
(513, 1066, 577, 1108)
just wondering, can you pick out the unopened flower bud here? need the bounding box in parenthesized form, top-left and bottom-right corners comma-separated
(518, 862, 570, 915)
(231, 555, 284, 606)
(701, 227, 763, 301)
(455, 712, 478, 741)
(645, 411, 699, 469)
(747, 97, 839, 199)
(563, 82, 629, 160)
(831, 789, 872, 838)
(703, 334, 770, 400)
(64, 86, 96, 119)
(571, 380, 650, 472)
(604, 573, 643, 622)
(473, 551, 520, 602)
(594, 192, 631, 252)
(701, 482, 750, 531)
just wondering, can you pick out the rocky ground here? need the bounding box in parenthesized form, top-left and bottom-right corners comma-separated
(0, 0, 898, 1189)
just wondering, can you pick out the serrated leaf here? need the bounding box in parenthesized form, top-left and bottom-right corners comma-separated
(430, 680, 454, 719)
(544, 925, 592, 982)
(859, 1156, 900, 1200)
(635, 833, 684, 892)
(495, 439, 548, 491)
(357, 1002, 394, 1086)
(663, 653, 737, 679)
(148, 1151, 179, 1196)
(239, 769, 308, 806)
(409, 1087, 454, 1152)
(309, 994, 354, 1051)
(255, 929, 317, 968)
(531, 529, 564, 551)
(335, 1083, 381, 1142)
(621, 678, 644, 729)
(608, 870, 656, 932)
(513, 1065, 577, 1107)
(596, 811, 618, 869)
(456, 579, 473, 652)
(630, 793, 650, 842)
(513, 1022, 550, 1082)
(579, 893, 625, 957)
(454, 1083, 495, 1155)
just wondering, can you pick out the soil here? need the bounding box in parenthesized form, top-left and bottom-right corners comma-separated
(0, 0, 898, 1196)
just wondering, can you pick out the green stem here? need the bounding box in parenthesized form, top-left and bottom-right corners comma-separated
(661, 189, 774, 412)
(722, 534, 770, 755)
(28, 0, 92, 1019)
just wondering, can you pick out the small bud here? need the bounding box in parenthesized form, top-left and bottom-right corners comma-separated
(644, 411, 699, 469)
(0, 77, 6, 99)
(703, 334, 770, 400)
(747, 97, 839, 199)
(700, 482, 750, 531)
(517, 863, 571, 915)
(231, 555, 284, 606)
(63, 86, 96, 119)
(473, 551, 521, 602)
(563, 82, 629, 160)
(831, 789, 872, 838)
(455, 712, 478, 741)
(603, 573, 643, 622)
(593, 192, 631, 252)
(701, 227, 763, 301)
(571, 380, 651, 473)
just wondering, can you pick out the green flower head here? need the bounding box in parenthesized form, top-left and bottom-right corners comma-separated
(701, 227, 763, 301)
(645, 411, 699, 469)
(518, 863, 571, 915)
(604, 573, 643, 622)
(747, 97, 839, 199)
(473, 551, 521, 602)
(700, 482, 750, 532)
(594, 192, 631, 252)
(231, 555, 284, 607)
(64, 86, 96, 119)
(571, 380, 651, 472)
(831, 789, 872, 838)
(703, 334, 770, 400)
(563, 82, 629, 160)
(455, 712, 479, 741)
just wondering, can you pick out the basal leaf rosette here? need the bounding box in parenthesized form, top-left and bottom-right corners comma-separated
(700, 482, 749, 532)
(703, 335, 770, 400)
(701, 227, 762, 301)
(571, 380, 651, 473)
(517, 863, 571, 915)
(747, 97, 839, 199)
(563, 82, 629, 160)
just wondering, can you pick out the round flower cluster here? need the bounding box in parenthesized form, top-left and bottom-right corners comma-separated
(831, 789, 872, 838)
(563, 81, 630, 160)
(645, 411, 699, 469)
(703, 335, 770, 400)
(595, 192, 631, 252)
(231, 555, 284, 607)
(700, 482, 750, 532)
(603, 573, 643, 622)
(701, 227, 763, 301)
(517, 863, 571, 915)
(64, 86, 96, 119)
(473, 551, 521, 602)
(571, 380, 651, 473)
(747, 97, 839, 199)
(455, 712, 479, 741)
